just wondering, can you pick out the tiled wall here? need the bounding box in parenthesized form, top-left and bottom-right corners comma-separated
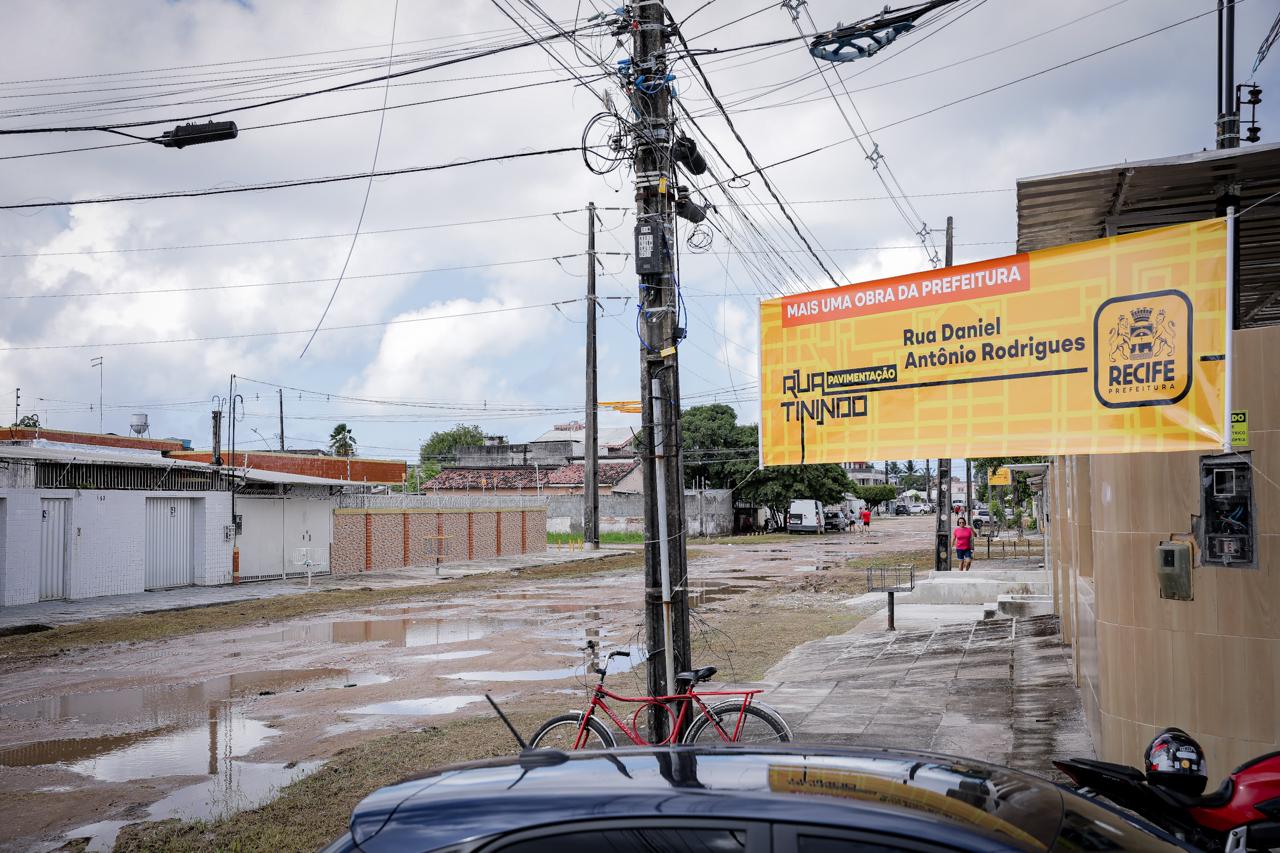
(330, 508, 548, 574)
(1049, 325, 1280, 778)
(0, 489, 231, 605)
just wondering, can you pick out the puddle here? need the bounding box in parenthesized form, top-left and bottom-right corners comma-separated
(347, 695, 484, 716)
(409, 649, 492, 662)
(62, 759, 321, 852)
(4, 704, 273, 781)
(251, 618, 516, 648)
(0, 668, 344, 727)
(442, 667, 583, 682)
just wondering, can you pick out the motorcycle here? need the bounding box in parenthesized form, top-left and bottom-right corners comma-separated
(1055, 751, 1280, 852)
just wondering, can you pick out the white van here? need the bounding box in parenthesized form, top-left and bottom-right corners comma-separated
(787, 499, 824, 534)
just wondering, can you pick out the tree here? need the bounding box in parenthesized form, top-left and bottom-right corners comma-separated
(853, 483, 897, 511)
(680, 404, 756, 489)
(736, 455, 850, 522)
(418, 424, 485, 478)
(12, 414, 39, 428)
(329, 423, 356, 457)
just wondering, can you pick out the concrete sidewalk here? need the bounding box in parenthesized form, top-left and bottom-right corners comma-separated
(762, 613, 1093, 777)
(0, 548, 621, 631)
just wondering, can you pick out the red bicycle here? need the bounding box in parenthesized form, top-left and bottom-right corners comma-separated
(530, 650, 792, 749)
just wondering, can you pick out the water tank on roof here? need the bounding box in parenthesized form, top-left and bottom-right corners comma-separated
(129, 413, 149, 437)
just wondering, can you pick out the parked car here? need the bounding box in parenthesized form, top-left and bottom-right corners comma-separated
(893, 503, 910, 516)
(787, 499, 824, 534)
(323, 743, 1196, 852)
(822, 507, 849, 532)
(907, 503, 932, 515)
(971, 506, 992, 530)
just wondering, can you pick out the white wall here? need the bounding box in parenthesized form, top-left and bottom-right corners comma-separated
(0, 489, 232, 606)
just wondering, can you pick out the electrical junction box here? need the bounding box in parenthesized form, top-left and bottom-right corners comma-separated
(1199, 453, 1255, 567)
(1156, 541, 1193, 601)
(634, 221, 670, 275)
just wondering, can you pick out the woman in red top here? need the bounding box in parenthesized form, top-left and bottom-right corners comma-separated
(859, 507, 872, 533)
(952, 517, 974, 571)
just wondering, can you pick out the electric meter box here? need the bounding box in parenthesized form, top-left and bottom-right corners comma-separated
(1156, 541, 1193, 601)
(634, 221, 670, 275)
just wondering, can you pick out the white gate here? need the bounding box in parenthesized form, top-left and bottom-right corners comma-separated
(39, 499, 69, 601)
(145, 498, 195, 590)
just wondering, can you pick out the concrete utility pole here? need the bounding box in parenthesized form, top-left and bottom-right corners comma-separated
(584, 202, 600, 551)
(278, 388, 285, 451)
(13, 387, 18, 426)
(935, 216, 955, 571)
(630, 0, 691, 734)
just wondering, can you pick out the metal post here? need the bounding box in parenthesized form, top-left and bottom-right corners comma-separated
(652, 377, 677, 697)
(91, 356, 103, 433)
(966, 459, 974, 524)
(13, 387, 18, 427)
(1218, 0, 1239, 148)
(1224, 206, 1237, 450)
(278, 388, 285, 451)
(584, 202, 600, 550)
(631, 0, 690, 737)
(887, 591, 896, 631)
(935, 217, 955, 571)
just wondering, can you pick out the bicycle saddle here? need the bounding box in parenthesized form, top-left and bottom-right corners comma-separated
(677, 666, 718, 684)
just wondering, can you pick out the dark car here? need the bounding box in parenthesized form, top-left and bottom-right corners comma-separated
(323, 744, 1193, 852)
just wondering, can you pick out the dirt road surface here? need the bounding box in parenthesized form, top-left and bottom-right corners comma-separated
(0, 517, 933, 851)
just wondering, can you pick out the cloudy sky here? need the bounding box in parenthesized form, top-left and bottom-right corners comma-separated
(0, 0, 1273, 461)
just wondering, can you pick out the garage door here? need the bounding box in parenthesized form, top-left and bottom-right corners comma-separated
(145, 498, 196, 590)
(39, 498, 69, 601)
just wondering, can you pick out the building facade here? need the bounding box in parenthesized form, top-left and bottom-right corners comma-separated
(1026, 144, 1280, 778)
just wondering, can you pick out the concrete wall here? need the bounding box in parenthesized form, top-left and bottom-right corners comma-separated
(329, 506, 547, 574)
(0, 488, 232, 606)
(545, 489, 733, 536)
(1048, 324, 1280, 779)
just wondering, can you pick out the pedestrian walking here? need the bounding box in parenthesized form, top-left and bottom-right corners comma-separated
(860, 506, 872, 534)
(952, 517, 974, 571)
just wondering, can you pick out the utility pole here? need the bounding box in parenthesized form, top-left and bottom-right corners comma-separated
(584, 202, 600, 551)
(935, 217, 955, 571)
(278, 388, 285, 451)
(13, 387, 18, 427)
(1217, 0, 1239, 149)
(90, 356, 104, 433)
(629, 0, 691, 736)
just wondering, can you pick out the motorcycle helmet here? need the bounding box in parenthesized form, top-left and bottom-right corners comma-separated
(1144, 727, 1208, 796)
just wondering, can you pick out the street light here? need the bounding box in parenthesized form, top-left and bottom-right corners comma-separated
(158, 121, 238, 149)
(248, 428, 274, 450)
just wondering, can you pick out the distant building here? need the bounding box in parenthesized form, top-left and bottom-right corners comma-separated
(840, 461, 881, 486)
(424, 460, 641, 496)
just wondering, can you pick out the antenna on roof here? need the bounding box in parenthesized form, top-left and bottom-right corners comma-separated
(485, 694, 528, 751)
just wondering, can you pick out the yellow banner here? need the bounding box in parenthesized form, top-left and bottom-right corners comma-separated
(759, 219, 1227, 465)
(988, 467, 1012, 486)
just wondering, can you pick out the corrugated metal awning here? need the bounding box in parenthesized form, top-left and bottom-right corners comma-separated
(1017, 142, 1280, 327)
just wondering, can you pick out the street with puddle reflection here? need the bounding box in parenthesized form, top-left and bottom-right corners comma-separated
(0, 519, 932, 850)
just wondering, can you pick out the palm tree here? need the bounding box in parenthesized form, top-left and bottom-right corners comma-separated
(329, 423, 357, 457)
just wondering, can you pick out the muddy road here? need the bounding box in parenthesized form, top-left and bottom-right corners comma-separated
(0, 519, 931, 851)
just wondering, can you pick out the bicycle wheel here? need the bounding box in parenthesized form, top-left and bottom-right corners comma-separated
(681, 701, 792, 745)
(529, 713, 616, 750)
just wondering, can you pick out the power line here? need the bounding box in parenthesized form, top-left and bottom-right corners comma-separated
(1, 253, 598, 299)
(299, 0, 400, 359)
(669, 16, 843, 288)
(0, 206, 623, 258)
(698, 4, 1227, 190)
(0, 298, 598, 352)
(0, 20, 607, 135)
(0, 145, 589, 210)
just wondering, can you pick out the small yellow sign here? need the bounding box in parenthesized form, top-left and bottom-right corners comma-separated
(1231, 410, 1248, 446)
(988, 467, 1012, 486)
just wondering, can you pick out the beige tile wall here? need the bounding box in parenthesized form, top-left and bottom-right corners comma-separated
(1050, 325, 1280, 778)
